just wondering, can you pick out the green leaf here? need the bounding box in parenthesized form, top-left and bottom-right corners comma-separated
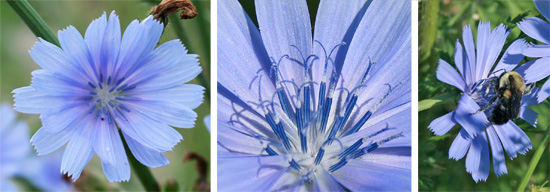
(517, 130, 550, 192)
(5, 0, 59, 46)
(418, 91, 458, 112)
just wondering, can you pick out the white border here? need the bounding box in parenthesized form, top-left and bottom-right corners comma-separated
(210, 0, 218, 191)
(411, 1, 419, 191)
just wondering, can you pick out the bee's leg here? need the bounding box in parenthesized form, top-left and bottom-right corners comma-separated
(470, 96, 498, 115)
(523, 83, 535, 95)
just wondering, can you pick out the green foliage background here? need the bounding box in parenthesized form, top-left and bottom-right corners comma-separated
(419, 0, 549, 191)
(0, 0, 211, 191)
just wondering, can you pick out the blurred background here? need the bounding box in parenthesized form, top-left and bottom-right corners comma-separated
(0, 0, 210, 191)
(419, 0, 549, 191)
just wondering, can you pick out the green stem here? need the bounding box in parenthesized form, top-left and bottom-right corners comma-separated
(5, 0, 59, 46)
(169, 14, 211, 101)
(517, 129, 549, 192)
(120, 130, 160, 191)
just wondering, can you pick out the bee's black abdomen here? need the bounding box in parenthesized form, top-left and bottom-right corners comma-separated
(490, 105, 510, 125)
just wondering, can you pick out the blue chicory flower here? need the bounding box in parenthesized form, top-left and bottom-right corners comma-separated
(430, 21, 550, 182)
(218, 0, 411, 190)
(204, 114, 211, 132)
(12, 12, 204, 182)
(518, 0, 550, 102)
(1, 103, 72, 191)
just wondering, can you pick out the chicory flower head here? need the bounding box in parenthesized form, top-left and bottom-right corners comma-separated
(12, 11, 204, 182)
(430, 21, 550, 182)
(1, 103, 71, 191)
(218, 0, 411, 190)
(518, 0, 550, 102)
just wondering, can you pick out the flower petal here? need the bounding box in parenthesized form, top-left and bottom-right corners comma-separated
(132, 84, 204, 109)
(518, 17, 550, 44)
(515, 57, 550, 83)
(486, 126, 507, 177)
(478, 23, 509, 80)
(40, 103, 89, 133)
(454, 94, 488, 137)
(313, 168, 345, 191)
(449, 129, 471, 160)
(493, 122, 532, 159)
(61, 120, 94, 181)
(118, 110, 182, 152)
(538, 79, 550, 103)
(524, 44, 550, 58)
(97, 11, 121, 77)
(436, 59, 466, 92)
(465, 132, 490, 182)
(218, 155, 287, 191)
(331, 159, 410, 191)
(93, 120, 120, 166)
(123, 132, 168, 168)
(462, 25, 477, 82)
(58, 25, 96, 81)
(124, 100, 197, 128)
(454, 40, 467, 80)
(535, 0, 550, 21)
(428, 111, 457, 136)
(100, 128, 130, 182)
(218, 0, 275, 105)
(12, 86, 66, 114)
(31, 125, 81, 155)
(492, 39, 528, 73)
(218, 119, 266, 155)
(520, 107, 538, 127)
(255, 0, 312, 87)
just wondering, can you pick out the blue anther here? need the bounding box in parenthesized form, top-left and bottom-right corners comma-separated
(289, 159, 301, 170)
(277, 89, 292, 120)
(109, 87, 116, 93)
(96, 99, 101, 103)
(320, 97, 332, 133)
(116, 77, 125, 86)
(89, 91, 97, 95)
(107, 76, 111, 85)
(303, 85, 311, 124)
(314, 148, 325, 165)
(84, 96, 94, 101)
(99, 74, 104, 83)
(296, 107, 307, 153)
(338, 138, 363, 159)
(88, 82, 96, 89)
(329, 159, 347, 172)
(123, 85, 136, 91)
(345, 111, 372, 136)
(102, 106, 108, 115)
(98, 82, 103, 89)
(115, 97, 126, 101)
(265, 146, 278, 156)
(117, 84, 128, 91)
(88, 105, 96, 114)
(119, 104, 130, 112)
(108, 101, 115, 108)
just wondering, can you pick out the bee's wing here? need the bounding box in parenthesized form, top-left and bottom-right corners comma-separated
(509, 88, 523, 119)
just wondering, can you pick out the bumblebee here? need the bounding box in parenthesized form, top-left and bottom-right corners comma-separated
(471, 71, 535, 125)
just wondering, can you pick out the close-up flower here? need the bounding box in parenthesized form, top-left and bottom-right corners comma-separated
(12, 11, 204, 182)
(1, 103, 72, 191)
(518, 0, 550, 102)
(218, 0, 411, 191)
(429, 21, 550, 182)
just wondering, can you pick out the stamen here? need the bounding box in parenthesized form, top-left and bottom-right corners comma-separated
(88, 82, 96, 89)
(265, 145, 278, 156)
(88, 105, 96, 114)
(107, 76, 111, 85)
(119, 104, 130, 112)
(117, 84, 128, 91)
(289, 159, 301, 170)
(116, 77, 125, 86)
(89, 91, 97, 95)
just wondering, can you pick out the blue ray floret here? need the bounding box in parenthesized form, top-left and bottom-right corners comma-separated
(12, 11, 204, 182)
(429, 20, 550, 182)
(217, 0, 411, 191)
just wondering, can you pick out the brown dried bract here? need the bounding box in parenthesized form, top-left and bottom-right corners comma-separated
(183, 152, 210, 191)
(151, 0, 198, 23)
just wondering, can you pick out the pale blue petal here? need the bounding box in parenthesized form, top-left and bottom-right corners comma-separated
(31, 70, 88, 96)
(0, 180, 18, 192)
(518, 17, 550, 44)
(524, 44, 550, 57)
(119, 111, 182, 152)
(535, 0, 550, 21)
(31, 126, 80, 155)
(429, 111, 457, 136)
(123, 132, 168, 168)
(486, 126, 507, 176)
(12, 87, 66, 114)
(100, 127, 130, 182)
(84, 12, 107, 75)
(514, 57, 550, 83)
(493, 122, 531, 159)
(98, 11, 121, 77)
(255, 0, 312, 87)
(218, 0, 275, 105)
(454, 40, 466, 79)
(474, 22, 491, 79)
(114, 20, 150, 78)
(436, 59, 466, 91)
(538, 79, 550, 103)
(204, 115, 211, 131)
(218, 119, 268, 155)
(508, 122, 532, 155)
(465, 132, 490, 182)
(40, 103, 88, 133)
(520, 107, 538, 127)
(58, 26, 96, 81)
(132, 84, 204, 109)
(125, 100, 197, 128)
(311, 0, 369, 87)
(478, 23, 509, 80)
(29, 38, 80, 77)
(218, 155, 286, 191)
(61, 120, 94, 181)
(523, 86, 541, 106)
(493, 39, 529, 73)
(449, 129, 471, 160)
(331, 159, 410, 191)
(454, 94, 488, 137)
(357, 147, 411, 169)
(462, 25, 477, 82)
(313, 169, 345, 191)
(93, 120, 119, 166)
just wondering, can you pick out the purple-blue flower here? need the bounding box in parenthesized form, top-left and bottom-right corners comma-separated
(218, 0, 410, 190)
(518, 0, 550, 102)
(1, 103, 72, 191)
(12, 12, 204, 182)
(430, 21, 550, 182)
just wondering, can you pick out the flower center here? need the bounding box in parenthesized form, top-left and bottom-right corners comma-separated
(85, 74, 138, 123)
(237, 41, 404, 183)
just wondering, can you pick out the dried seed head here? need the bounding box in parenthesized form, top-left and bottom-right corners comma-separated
(151, 0, 198, 23)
